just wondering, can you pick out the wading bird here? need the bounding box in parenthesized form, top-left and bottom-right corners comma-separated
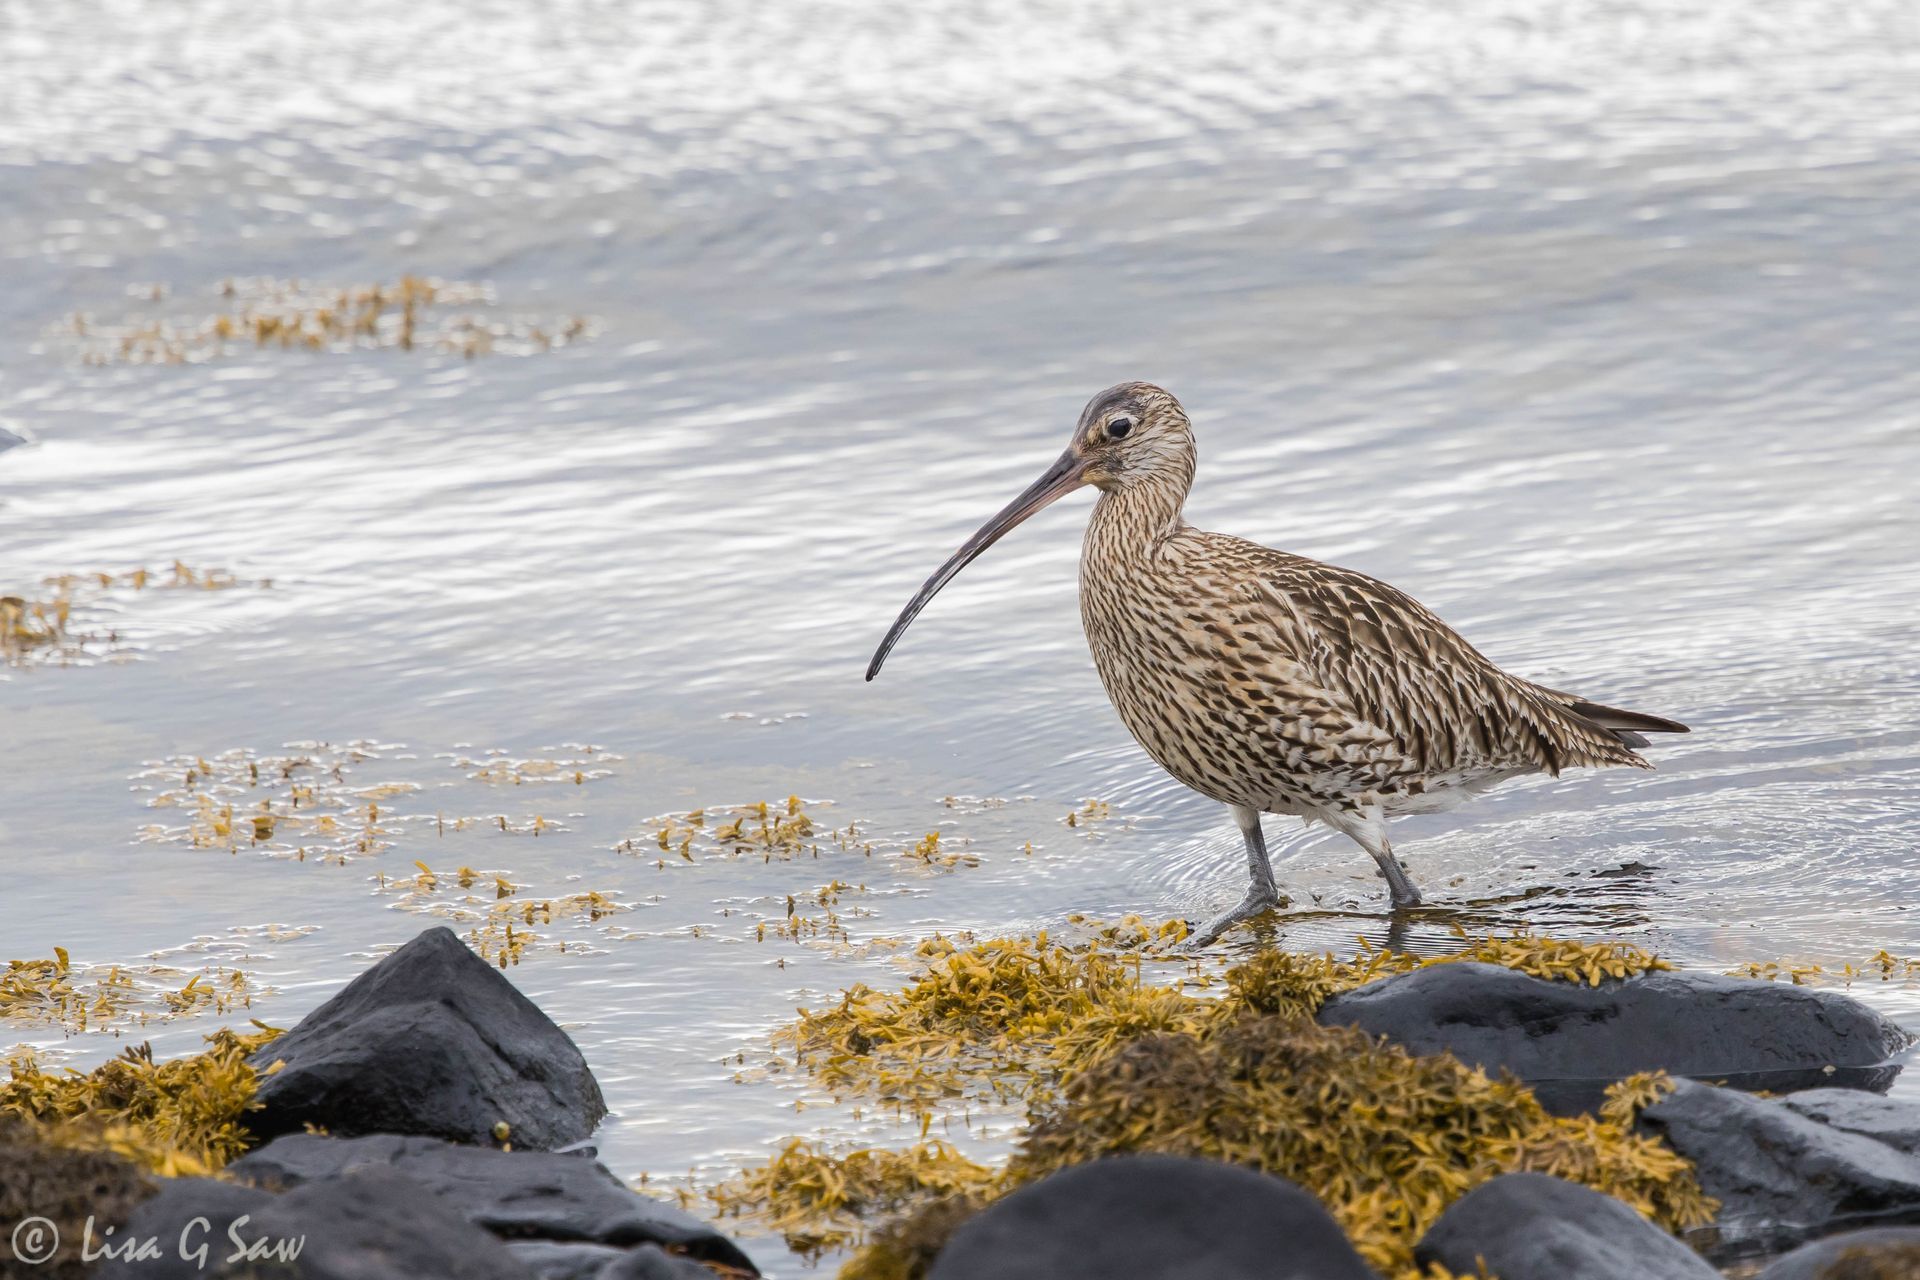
(867, 383, 1687, 943)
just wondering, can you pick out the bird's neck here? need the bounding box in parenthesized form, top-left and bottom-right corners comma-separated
(1087, 467, 1190, 565)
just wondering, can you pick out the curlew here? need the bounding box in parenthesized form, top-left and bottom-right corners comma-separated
(867, 382, 1687, 944)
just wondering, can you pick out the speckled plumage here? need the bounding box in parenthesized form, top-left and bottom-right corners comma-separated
(870, 381, 1687, 939)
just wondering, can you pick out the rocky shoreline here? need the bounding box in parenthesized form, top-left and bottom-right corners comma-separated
(4, 925, 1918, 1279)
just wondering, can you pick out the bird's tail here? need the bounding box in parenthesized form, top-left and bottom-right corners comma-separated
(1566, 699, 1689, 749)
(1526, 683, 1690, 750)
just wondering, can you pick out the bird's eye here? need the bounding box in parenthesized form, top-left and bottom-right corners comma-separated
(1107, 415, 1135, 440)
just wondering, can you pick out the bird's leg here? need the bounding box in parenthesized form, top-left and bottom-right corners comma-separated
(1188, 805, 1286, 947)
(1339, 809, 1423, 910)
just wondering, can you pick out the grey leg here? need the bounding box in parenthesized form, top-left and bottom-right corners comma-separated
(1338, 808, 1423, 910)
(1188, 805, 1286, 947)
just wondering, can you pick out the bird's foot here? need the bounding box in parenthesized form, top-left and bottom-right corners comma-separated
(1185, 884, 1287, 950)
(1374, 859, 1423, 910)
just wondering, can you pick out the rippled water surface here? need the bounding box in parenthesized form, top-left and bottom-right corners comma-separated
(5, 0, 1920, 1271)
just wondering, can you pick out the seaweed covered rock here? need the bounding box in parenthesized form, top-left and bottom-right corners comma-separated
(1638, 1079, 1920, 1254)
(0, 1123, 152, 1280)
(247, 926, 606, 1149)
(1414, 1172, 1719, 1279)
(1317, 963, 1910, 1114)
(1754, 1227, 1920, 1279)
(227, 1132, 755, 1271)
(1007, 1017, 1709, 1275)
(926, 1155, 1378, 1280)
(1782, 1090, 1920, 1157)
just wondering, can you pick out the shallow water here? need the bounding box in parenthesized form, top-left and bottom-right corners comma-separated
(4, 0, 1920, 1271)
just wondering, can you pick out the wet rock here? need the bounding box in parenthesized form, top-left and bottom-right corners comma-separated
(232, 1165, 534, 1278)
(227, 1132, 755, 1272)
(926, 1154, 1378, 1280)
(595, 1244, 722, 1279)
(247, 926, 607, 1149)
(1638, 1079, 1920, 1254)
(1414, 1171, 1719, 1280)
(1318, 963, 1911, 1114)
(505, 1241, 628, 1279)
(1783, 1090, 1920, 1157)
(504, 1241, 716, 1280)
(92, 1177, 274, 1279)
(1753, 1227, 1920, 1279)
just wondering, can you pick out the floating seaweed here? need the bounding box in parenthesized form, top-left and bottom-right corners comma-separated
(625, 797, 835, 865)
(445, 744, 622, 787)
(1727, 950, 1920, 986)
(2, 563, 265, 667)
(134, 741, 414, 863)
(375, 858, 629, 967)
(59, 276, 595, 364)
(1, 948, 259, 1037)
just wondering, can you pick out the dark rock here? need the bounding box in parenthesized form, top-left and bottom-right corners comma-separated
(92, 1178, 274, 1279)
(594, 1244, 719, 1279)
(1754, 1227, 1920, 1279)
(227, 1132, 755, 1272)
(1638, 1079, 1920, 1254)
(247, 926, 606, 1149)
(227, 1165, 534, 1278)
(1318, 963, 1911, 1114)
(1783, 1090, 1920, 1157)
(0, 424, 25, 453)
(504, 1242, 713, 1280)
(505, 1241, 628, 1279)
(1414, 1171, 1719, 1280)
(926, 1154, 1378, 1280)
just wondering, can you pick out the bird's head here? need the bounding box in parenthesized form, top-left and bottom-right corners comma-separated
(1069, 381, 1194, 492)
(865, 381, 1193, 680)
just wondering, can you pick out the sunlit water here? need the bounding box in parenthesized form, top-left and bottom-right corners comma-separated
(4, 0, 1920, 1272)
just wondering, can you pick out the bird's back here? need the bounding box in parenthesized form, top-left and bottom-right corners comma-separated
(1080, 521, 1682, 815)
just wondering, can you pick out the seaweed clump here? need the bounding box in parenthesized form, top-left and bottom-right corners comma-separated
(713, 1139, 998, 1258)
(783, 929, 1670, 1115)
(733, 929, 1710, 1280)
(0, 1023, 279, 1175)
(781, 932, 1214, 1112)
(1011, 1019, 1710, 1276)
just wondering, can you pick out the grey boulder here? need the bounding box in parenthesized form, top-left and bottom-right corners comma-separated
(927, 1155, 1378, 1280)
(1638, 1079, 1920, 1255)
(226, 1132, 754, 1272)
(1414, 1172, 1718, 1280)
(225, 1165, 534, 1278)
(1782, 1090, 1920, 1158)
(1318, 963, 1910, 1114)
(92, 1178, 274, 1280)
(247, 926, 606, 1149)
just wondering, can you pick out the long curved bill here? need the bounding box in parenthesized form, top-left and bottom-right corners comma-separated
(866, 448, 1087, 681)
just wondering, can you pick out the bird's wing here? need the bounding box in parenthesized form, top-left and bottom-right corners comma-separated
(1218, 543, 1648, 781)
